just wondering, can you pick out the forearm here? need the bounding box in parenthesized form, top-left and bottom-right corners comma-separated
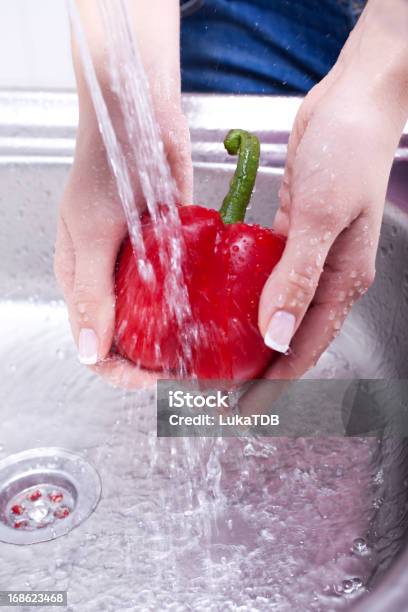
(338, 0, 408, 130)
(72, 0, 182, 123)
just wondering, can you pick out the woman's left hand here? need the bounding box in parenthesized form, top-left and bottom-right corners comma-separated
(258, 0, 408, 378)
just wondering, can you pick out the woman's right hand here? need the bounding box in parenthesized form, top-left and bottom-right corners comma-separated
(54, 0, 192, 388)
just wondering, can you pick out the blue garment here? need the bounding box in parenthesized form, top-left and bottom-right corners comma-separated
(181, 0, 364, 94)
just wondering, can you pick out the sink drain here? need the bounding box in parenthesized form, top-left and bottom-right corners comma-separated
(0, 448, 101, 545)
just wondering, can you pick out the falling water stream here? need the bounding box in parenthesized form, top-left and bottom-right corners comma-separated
(2, 1, 381, 609)
(68, 0, 197, 376)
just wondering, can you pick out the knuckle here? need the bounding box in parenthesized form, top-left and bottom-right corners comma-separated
(73, 281, 115, 312)
(53, 253, 71, 291)
(359, 267, 376, 294)
(302, 205, 343, 233)
(73, 285, 100, 310)
(336, 266, 376, 304)
(278, 180, 291, 214)
(75, 231, 122, 251)
(352, 264, 376, 294)
(288, 268, 317, 301)
(364, 266, 376, 288)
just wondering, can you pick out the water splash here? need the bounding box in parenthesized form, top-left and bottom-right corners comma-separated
(66, 0, 225, 595)
(68, 0, 195, 375)
(67, 0, 150, 281)
(55, 4, 383, 609)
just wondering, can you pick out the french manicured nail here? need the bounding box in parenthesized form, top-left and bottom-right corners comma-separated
(264, 311, 296, 354)
(78, 328, 98, 365)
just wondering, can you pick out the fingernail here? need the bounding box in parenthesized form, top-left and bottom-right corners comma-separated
(264, 311, 296, 354)
(78, 328, 98, 365)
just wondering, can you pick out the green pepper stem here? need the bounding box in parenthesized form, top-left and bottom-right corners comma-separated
(219, 129, 260, 224)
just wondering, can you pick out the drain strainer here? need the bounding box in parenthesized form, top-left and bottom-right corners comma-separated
(0, 448, 101, 545)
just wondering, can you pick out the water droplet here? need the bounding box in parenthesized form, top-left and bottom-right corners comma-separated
(260, 529, 275, 542)
(342, 579, 354, 594)
(353, 537, 368, 555)
(352, 577, 363, 589)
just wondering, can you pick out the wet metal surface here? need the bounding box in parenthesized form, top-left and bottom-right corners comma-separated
(0, 92, 408, 611)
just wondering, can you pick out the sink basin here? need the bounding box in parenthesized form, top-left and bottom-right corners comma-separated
(0, 91, 408, 611)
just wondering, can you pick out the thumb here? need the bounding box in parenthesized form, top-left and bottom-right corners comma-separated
(68, 236, 123, 365)
(258, 224, 335, 354)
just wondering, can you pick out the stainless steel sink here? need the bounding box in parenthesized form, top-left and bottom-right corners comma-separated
(0, 91, 408, 611)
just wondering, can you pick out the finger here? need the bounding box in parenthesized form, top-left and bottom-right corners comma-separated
(275, 102, 312, 236)
(238, 379, 289, 419)
(263, 215, 377, 379)
(90, 355, 161, 390)
(67, 233, 125, 365)
(54, 218, 75, 298)
(264, 300, 351, 380)
(259, 218, 338, 355)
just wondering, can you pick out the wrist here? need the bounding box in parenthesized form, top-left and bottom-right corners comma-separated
(332, 0, 408, 136)
(340, 0, 408, 106)
(72, 0, 183, 134)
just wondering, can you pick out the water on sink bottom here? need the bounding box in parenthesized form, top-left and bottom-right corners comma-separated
(0, 301, 381, 611)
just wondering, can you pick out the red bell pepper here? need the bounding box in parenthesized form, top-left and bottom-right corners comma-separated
(115, 129, 285, 380)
